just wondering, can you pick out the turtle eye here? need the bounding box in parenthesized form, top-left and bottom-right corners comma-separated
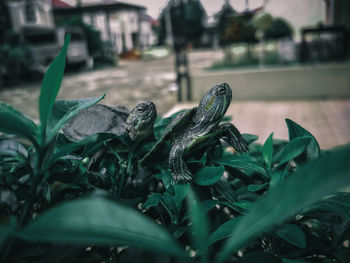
(137, 106, 147, 113)
(217, 86, 226, 95)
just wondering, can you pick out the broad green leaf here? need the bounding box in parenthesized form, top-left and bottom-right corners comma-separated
(285, 119, 320, 164)
(46, 95, 105, 142)
(39, 35, 70, 137)
(17, 197, 185, 257)
(274, 136, 312, 165)
(49, 133, 115, 164)
(270, 167, 289, 187)
(194, 166, 224, 186)
(208, 217, 240, 245)
(242, 134, 259, 145)
(275, 224, 306, 248)
(183, 199, 218, 221)
(174, 183, 190, 208)
(161, 169, 174, 191)
(187, 188, 209, 262)
(216, 144, 350, 263)
(262, 133, 273, 168)
(214, 180, 237, 209)
(282, 259, 309, 263)
(214, 155, 268, 178)
(0, 217, 17, 250)
(308, 192, 350, 220)
(0, 103, 38, 143)
(247, 182, 269, 192)
(143, 193, 163, 209)
(238, 251, 280, 263)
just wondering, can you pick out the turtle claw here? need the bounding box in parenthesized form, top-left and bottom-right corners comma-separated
(219, 123, 249, 153)
(173, 172, 192, 184)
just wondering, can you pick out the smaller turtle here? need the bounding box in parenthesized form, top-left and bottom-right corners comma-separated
(63, 101, 157, 145)
(140, 83, 248, 183)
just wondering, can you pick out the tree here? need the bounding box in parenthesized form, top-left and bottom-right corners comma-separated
(264, 17, 293, 40)
(158, 0, 205, 49)
(215, 0, 237, 45)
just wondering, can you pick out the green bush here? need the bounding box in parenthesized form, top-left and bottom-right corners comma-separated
(0, 31, 34, 86)
(1, 36, 350, 263)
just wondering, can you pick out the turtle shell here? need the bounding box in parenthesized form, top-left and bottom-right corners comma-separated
(62, 104, 129, 141)
(139, 107, 197, 165)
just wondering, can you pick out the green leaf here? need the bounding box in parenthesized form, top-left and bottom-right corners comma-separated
(161, 169, 174, 191)
(214, 155, 268, 178)
(0, 217, 17, 250)
(247, 182, 269, 192)
(238, 251, 280, 263)
(270, 168, 289, 187)
(143, 193, 163, 209)
(309, 192, 350, 220)
(0, 103, 38, 144)
(46, 95, 105, 142)
(274, 136, 312, 165)
(262, 133, 274, 168)
(216, 144, 350, 263)
(174, 184, 190, 209)
(242, 134, 259, 145)
(275, 224, 306, 248)
(208, 217, 240, 245)
(194, 166, 224, 186)
(282, 259, 309, 263)
(17, 197, 185, 257)
(39, 35, 70, 137)
(285, 119, 320, 164)
(187, 188, 209, 262)
(49, 133, 115, 165)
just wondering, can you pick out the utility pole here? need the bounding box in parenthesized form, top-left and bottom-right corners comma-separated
(164, 0, 174, 51)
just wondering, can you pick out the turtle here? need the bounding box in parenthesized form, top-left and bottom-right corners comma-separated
(62, 101, 157, 146)
(140, 83, 248, 183)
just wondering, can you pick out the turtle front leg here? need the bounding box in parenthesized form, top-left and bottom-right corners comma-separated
(169, 143, 192, 183)
(219, 123, 249, 153)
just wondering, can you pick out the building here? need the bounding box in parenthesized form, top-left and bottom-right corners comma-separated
(52, 0, 157, 54)
(4, 0, 55, 32)
(0, 0, 61, 70)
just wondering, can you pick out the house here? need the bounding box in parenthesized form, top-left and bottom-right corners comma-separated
(4, 0, 55, 32)
(52, 0, 157, 54)
(0, 0, 61, 70)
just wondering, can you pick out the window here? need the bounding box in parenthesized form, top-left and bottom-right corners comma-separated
(24, 2, 36, 23)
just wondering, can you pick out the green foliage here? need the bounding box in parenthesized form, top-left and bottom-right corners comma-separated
(0, 31, 34, 85)
(264, 17, 294, 40)
(158, 0, 205, 47)
(1, 36, 350, 263)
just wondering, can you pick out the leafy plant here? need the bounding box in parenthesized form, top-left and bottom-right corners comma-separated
(1, 35, 350, 263)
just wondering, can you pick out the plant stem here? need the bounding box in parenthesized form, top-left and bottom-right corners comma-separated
(1, 144, 47, 262)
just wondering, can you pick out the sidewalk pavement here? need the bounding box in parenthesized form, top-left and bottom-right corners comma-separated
(165, 100, 350, 149)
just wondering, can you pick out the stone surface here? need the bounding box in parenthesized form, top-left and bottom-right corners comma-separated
(166, 100, 350, 149)
(0, 56, 178, 122)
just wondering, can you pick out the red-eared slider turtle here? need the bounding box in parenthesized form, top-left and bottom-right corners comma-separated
(141, 83, 248, 183)
(62, 102, 157, 144)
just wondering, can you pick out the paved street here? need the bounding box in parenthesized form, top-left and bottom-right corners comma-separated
(1, 50, 349, 149)
(0, 55, 179, 121)
(166, 100, 350, 149)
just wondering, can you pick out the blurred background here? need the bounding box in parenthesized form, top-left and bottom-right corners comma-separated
(0, 0, 349, 148)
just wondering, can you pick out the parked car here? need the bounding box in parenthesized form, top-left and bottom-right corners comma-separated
(21, 26, 61, 73)
(57, 27, 93, 69)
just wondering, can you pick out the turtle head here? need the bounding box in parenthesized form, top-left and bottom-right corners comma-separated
(195, 83, 232, 125)
(126, 101, 157, 142)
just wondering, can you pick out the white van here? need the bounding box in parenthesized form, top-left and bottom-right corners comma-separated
(57, 27, 92, 68)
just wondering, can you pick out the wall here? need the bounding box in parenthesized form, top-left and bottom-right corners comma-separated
(7, 0, 54, 31)
(190, 64, 350, 101)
